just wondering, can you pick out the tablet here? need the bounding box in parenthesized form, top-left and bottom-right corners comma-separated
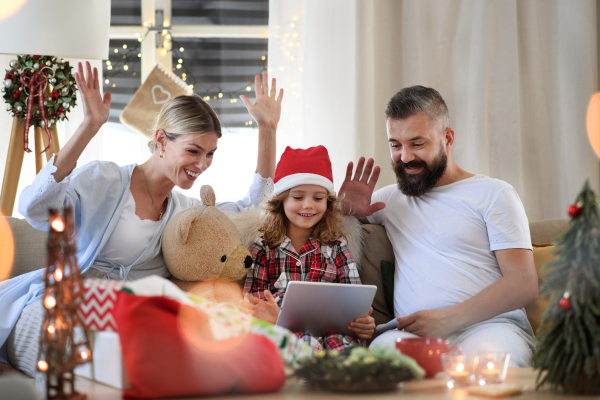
(276, 281, 377, 338)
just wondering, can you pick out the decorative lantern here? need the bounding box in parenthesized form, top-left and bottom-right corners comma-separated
(38, 207, 91, 400)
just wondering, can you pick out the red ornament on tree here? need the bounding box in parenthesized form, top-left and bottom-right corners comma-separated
(560, 297, 571, 309)
(568, 204, 581, 217)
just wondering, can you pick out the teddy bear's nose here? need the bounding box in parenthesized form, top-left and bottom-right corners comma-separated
(244, 255, 252, 269)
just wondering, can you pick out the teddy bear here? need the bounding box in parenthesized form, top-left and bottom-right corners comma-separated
(161, 185, 252, 304)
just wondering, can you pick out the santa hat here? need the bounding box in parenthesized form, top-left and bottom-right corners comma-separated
(273, 146, 335, 195)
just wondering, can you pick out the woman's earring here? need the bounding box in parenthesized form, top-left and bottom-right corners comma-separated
(160, 150, 164, 158)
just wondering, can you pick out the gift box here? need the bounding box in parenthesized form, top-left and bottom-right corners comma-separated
(74, 330, 130, 390)
(78, 278, 125, 332)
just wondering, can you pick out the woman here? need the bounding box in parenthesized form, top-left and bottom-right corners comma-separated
(0, 62, 284, 375)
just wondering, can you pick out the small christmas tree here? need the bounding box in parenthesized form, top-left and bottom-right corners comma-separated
(532, 180, 600, 394)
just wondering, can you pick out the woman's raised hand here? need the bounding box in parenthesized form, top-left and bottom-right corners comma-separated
(240, 72, 283, 130)
(74, 61, 111, 129)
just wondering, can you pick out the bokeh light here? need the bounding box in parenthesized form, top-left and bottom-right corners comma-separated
(0, 0, 28, 20)
(0, 214, 15, 281)
(178, 304, 248, 354)
(586, 92, 600, 159)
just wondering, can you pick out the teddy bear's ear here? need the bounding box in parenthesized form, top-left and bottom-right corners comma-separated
(176, 211, 198, 244)
(200, 185, 216, 207)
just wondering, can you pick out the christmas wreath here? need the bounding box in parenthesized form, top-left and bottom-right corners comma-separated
(294, 345, 425, 392)
(2, 55, 78, 153)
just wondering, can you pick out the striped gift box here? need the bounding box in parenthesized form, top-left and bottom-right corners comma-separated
(78, 278, 125, 331)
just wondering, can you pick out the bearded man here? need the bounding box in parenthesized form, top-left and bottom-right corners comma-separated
(339, 86, 538, 367)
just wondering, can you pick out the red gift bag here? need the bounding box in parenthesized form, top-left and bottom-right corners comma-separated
(113, 292, 285, 399)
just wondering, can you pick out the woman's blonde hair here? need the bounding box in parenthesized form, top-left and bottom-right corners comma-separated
(148, 94, 222, 153)
(260, 190, 345, 248)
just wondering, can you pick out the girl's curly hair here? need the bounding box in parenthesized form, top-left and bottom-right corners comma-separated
(260, 190, 345, 248)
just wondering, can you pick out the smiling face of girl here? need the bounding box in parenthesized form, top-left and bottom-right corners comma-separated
(282, 184, 329, 235)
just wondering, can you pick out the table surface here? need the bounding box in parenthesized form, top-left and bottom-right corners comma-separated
(76, 368, 591, 400)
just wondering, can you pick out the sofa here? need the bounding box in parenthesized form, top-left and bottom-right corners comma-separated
(3, 216, 570, 336)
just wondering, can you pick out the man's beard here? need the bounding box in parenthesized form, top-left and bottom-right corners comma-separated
(392, 147, 447, 197)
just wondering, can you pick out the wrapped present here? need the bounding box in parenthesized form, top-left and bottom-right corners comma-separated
(78, 278, 125, 331)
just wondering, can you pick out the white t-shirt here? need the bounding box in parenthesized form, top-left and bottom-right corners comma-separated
(367, 174, 533, 333)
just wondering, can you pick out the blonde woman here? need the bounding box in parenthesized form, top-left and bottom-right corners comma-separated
(0, 62, 284, 376)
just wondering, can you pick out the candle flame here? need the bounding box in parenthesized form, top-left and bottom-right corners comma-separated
(54, 269, 63, 282)
(457, 363, 464, 372)
(51, 218, 65, 232)
(38, 360, 48, 371)
(487, 362, 494, 370)
(81, 351, 88, 359)
(44, 296, 56, 309)
(48, 325, 55, 334)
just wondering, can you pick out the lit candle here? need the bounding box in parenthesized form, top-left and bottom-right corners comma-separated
(449, 363, 471, 385)
(480, 362, 501, 382)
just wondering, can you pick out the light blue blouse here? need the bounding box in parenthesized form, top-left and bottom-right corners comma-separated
(0, 156, 273, 363)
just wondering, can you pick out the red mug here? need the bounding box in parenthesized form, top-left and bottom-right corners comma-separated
(396, 337, 461, 379)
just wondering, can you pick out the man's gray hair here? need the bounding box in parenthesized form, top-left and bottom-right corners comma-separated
(385, 86, 449, 129)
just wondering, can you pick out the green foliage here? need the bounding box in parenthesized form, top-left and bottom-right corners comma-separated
(532, 180, 600, 394)
(294, 345, 425, 392)
(2, 55, 77, 129)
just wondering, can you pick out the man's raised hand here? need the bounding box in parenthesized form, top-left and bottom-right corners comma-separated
(338, 157, 385, 218)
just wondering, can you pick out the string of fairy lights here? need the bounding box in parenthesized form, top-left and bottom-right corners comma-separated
(103, 22, 268, 127)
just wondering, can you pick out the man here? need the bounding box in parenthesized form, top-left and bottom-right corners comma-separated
(339, 86, 538, 366)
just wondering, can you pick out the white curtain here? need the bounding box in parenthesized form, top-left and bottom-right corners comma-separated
(269, 0, 599, 221)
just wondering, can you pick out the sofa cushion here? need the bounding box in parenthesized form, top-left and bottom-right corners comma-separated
(525, 243, 557, 334)
(529, 218, 570, 244)
(6, 217, 47, 278)
(358, 225, 395, 328)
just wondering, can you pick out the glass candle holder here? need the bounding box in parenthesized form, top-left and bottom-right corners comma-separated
(474, 353, 510, 385)
(442, 354, 476, 388)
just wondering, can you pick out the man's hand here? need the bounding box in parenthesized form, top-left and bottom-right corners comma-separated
(338, 158, 385, 218)
(347, 307, 376, 339)
(242, 290, 280, 324)
(396, 308, 457, 339)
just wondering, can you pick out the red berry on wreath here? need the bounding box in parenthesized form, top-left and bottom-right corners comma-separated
(59, 107, 63, 111)
(15, 90, 20, 95)
(34, 55, 40, 60)
(567, 204, 580, 217)
(559, 297, 571, 309)
(13, 93, 18, 99)
(40, 64, 45, 68)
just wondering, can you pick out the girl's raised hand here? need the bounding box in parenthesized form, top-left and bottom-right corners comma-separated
(74, 61, 111, 129)
(240, 72, 283, 130)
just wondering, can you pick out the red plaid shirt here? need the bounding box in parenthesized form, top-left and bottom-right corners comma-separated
(244, 235, 362, 350)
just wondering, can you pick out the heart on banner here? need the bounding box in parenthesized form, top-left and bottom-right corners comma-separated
(152, 85, 171, 105)
(120, 64, 190, 138)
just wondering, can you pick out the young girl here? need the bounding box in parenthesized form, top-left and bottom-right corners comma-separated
(243, 146, 376, 350)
